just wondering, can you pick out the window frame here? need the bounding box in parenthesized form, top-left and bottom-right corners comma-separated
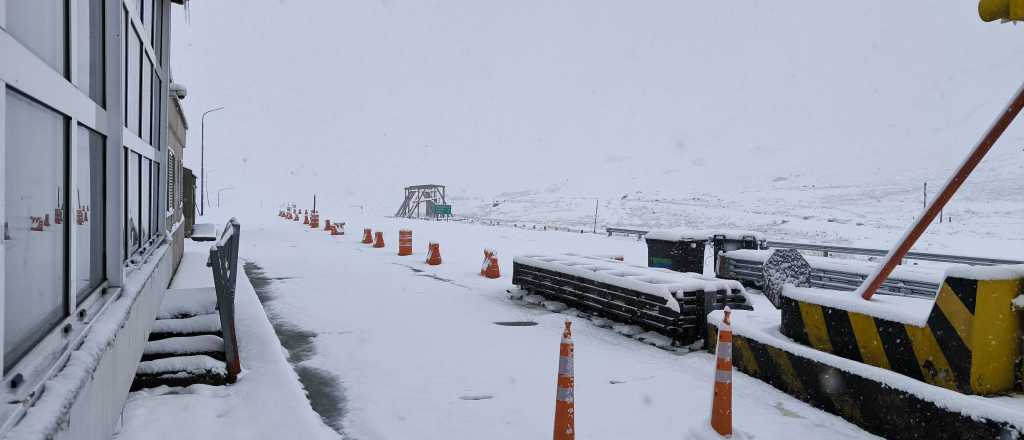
(0, 0, 171, 404)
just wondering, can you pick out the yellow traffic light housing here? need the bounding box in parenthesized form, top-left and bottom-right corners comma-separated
(979, 0, 1024, 22)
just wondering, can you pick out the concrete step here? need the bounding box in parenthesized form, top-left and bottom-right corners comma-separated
(131, 355, 228, 391)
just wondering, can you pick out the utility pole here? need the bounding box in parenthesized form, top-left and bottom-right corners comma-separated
(200, 106, 225, 216)
(593, 198, 599, 234)
(923, 182, 927, 210)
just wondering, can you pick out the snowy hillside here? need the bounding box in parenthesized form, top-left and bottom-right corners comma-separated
(172, 0, 1024, 220)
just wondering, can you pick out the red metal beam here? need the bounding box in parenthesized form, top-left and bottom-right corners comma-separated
(859, 82, 1024, 301)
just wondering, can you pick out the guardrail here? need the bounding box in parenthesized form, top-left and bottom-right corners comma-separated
(764, 241, 1022, 266)
(595, 226, 1020, 267)
(605, 227, 648, 240)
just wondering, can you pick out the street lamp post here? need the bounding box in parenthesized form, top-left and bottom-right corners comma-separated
(201, 106, 225, 216)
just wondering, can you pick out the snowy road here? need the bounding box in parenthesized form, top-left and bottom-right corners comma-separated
(243, 214, 877, 439)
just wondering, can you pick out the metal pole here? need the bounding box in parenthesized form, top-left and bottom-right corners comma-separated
(593, 198, 598, 234)
(859, 82, 1024, 300)
(200, 106, 225, 216)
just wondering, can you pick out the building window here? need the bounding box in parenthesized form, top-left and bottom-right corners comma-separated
(151, 161, 160, 234)
(141, 56, 152, 143)
(151, 69, 161, 150)
(125, 28, 141, 134)
(6, 0, 68, 77)
(76, 0, 105, 106)
(140, 158, 151, 241)
(75, 125, 106, 303)
(124, 149, 140, 257)
(4, 89, 68, 372)
(152, 0, 163, 63)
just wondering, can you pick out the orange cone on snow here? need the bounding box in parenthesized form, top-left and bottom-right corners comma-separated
(553, 320, 575, 440)
(373, 231, 385, 248)
(481, 249, 494, 276)
(482, 251, 500, 279)
(361, 228, 374, 244)
(426, 242, 442, 265)
(711, 307, 733, 437)
(310, 211, 320, 229)
(398, 230, 413, 256)
(324, 219, 332, 231)
(303, 214, 309, 225)
(330, 224, 343, 236)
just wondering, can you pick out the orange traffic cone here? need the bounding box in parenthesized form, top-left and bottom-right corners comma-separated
(483, 253, 501, 279)
(324, 219, 332, 231)
(553, 320, 575, 440)
(373, 231, 385, 248)
(426, 242, 442, 265)
(303, 214, 309, 225)
(330, 224, 343, 236)
(310, 212, 319, 229)
(398, 229, 412, 256)
(711, 307, 733, 437)
(361, 228, 374, 244)
(481, 249, 494, 275)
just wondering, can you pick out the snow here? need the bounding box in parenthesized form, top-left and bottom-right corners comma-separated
(117, 242, 338, 440)
(646, 228, 765, 243)
(944, 264, 1024, 281)
(707, 306, 1024, 429)
(144, 335, 224, 356)
(151, 313, 221, 335)
(134, 209, 879, 439)
(157, 286, 218, 319)
(137, 355, 226, 376)
(782, 286, 935, 326)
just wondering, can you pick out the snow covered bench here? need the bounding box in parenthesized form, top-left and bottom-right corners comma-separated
(134, 219, 242, 390)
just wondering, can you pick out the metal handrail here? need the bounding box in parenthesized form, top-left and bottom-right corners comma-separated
(208, 218, 241, 382)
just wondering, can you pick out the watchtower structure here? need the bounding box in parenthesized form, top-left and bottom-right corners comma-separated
(395, 185, 452, 219)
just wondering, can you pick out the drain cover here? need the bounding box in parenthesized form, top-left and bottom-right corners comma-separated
(493, 321, 538, 327)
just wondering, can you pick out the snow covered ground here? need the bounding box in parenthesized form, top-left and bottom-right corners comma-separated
(123, 210, 880, 439)
(115, 241, 337, 440)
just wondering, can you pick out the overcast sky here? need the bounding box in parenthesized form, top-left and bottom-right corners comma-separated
(170, 0, 1024, 213)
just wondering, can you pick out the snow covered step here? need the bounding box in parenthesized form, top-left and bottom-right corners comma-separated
(141, 335, 225, 362)
(132, 355, 229, 391)
(158, 286, 218, 319)
(149, 313, 222, 340)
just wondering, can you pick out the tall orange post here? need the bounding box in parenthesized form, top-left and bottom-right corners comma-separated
(711, 307, 733, 437)
(553, 321, 575, 440)
(398, 230, 413, 256)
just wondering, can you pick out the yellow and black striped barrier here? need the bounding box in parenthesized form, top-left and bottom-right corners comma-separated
(780, 274, 1023, 396)
(707, 321, 1022, 440)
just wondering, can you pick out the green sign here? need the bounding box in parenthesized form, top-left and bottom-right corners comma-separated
(433, 204, 452, 215)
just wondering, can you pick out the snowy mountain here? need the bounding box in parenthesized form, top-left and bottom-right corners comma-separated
(171, 0, 1024, 256)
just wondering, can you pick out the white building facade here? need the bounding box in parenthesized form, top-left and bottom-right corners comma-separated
(0, 0, 184, 438)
